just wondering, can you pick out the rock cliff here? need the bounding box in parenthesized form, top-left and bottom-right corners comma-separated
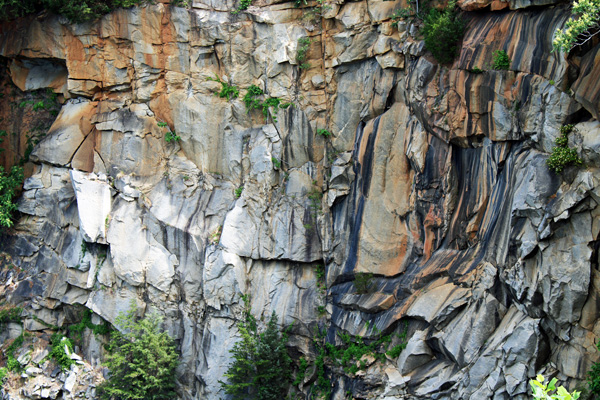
(0, 0, 599, 399)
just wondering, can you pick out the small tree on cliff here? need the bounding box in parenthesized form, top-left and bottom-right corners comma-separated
(220, 296, 293, 400)
(98, 307, 178, 400)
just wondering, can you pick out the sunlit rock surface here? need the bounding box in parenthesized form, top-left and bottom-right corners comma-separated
(1, 0, 599, 399)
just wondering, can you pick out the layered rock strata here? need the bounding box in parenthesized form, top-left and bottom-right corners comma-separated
(0, 0, 599, 399)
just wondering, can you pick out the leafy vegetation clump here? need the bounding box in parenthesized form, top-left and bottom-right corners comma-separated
(0, 165, 24, 228)
(587, 340, 600, 396)
(296, 37, 312, 70)
(68, 308, 111, 341)
(530, 375, 580, 400)
(206, 74, 239, 101)
(232, 0, 252, 14)
(422, 1, 465, 64)
(553, 0, 600, 52)
(316, 129, 332, 138)
(0, 306, 22, 327)
(0, 0, 151, 23)
(98, 307, 178, 400)
(492, 50, 511, 70)
(354, 272, 374, 294)
(243, 85, 264, 112)
(6, 333, 25, 372)
(220, 295, 292, 400)
(546, 124, 583, 173)
(50, 334, 76, 371)
(310, 322, 408, 397)
(235, 186, 243, 198)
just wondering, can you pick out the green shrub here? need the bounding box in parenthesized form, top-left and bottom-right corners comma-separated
(0, 165, 24, 228)
(6, 333, 25, 372)
(553, 0, 600, 52)
(165, 130, 181, 142)
(50, 334, 75, 371)
(220, 296, 292, 400)
(235, 186, 243, 198)
(0, 306, 23, 327)
(0, 367, 7, 382)
(68, 308, 111, 341)
(98, 307, 178, 400)
(354, 272, 374, 294)
(232, 0, 252, 14)
(588, 340, 600, 396)
(271, 157, 281, 169)
(316, 129, 332, 138)
(546, 124, 583, 173)
(422, 1, 465, 64)
(492, 50, 511, 70)
(206, 74, 239, 101)
(531, 375, 581, 399)
(244, 85, 264, 112)
(296, 37, 312, 69)
(0, 0, 149, 23)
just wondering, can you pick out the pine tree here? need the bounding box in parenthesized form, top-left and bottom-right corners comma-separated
(221, 297, 292, 400)
(98, 308, 178, 400)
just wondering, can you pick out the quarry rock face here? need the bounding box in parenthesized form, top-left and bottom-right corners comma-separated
(0, 0, 599, 399)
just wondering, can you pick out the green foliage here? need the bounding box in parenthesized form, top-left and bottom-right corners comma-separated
(492, 50, 511, 70)
(386, 323, 408, 358)
(220, 296, 292, 400)
(587, 340, 600, 396)
(354, 272, 374, 294)
(0, 306, 23, 327)
(98, 307, 179, 400)
(164, 130, 181, 143)
(531, 375, 581, 400)
(546, 124, 583, 173)
(422, 1, 465, 64)
(50, 334, 75, 371)
(0, 0, 149, 23)
(294, 0, 308, 6)
(296, 37, 312, 70)
(242, 85, 287, 123)
(470, 66, 485, 73)
(244, 85, 264, 112)
(553, 0, 600, 52)
(206, 74, 239, 101)
(235, 186, 244, 198)
(0, 165, 24, 228)
(6, 333, 25, 372)
(271, 157, 281, 169)
(68, 308, 111, 341)
(293, 357, 308, 385)
(262, 97, 282, 123)
(316, 128, 332, 138)
(232, 0, 252, 14)
(0, 367, 7, 382)
(157, 121, 180, 142)
(309, 322, 408, 397)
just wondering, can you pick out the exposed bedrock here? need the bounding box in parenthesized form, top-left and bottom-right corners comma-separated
(0, 0, 599, 399)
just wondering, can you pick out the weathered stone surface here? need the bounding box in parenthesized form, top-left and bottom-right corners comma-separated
(1, 2, 599, 400)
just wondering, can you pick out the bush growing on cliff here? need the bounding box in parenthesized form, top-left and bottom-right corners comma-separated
(0, 165, 24, 228)
(530, 375, 581, 399)
(546, 124, 583, 173)
(492, 50, 511, 70)
(98, 307, 178, 400)
(553, 0, 600, 52)
(422, 1, 465, 64)
(0, 0, 150, 23)
(220, 296, 292, 400)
